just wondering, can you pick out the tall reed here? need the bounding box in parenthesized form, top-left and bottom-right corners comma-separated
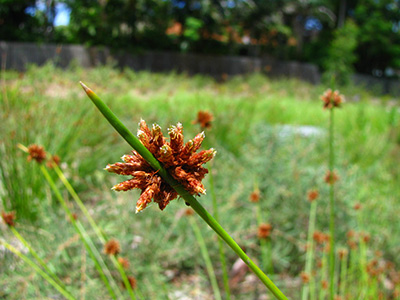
(321, 89, 344, 299)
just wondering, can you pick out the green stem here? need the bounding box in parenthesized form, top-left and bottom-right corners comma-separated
(189, 217, 222, 300)
(10, 226, 66, 289)
(339, 254, 348, 298)
(52, 164, 136, 300)
(209, 165, 232, 300)
(0, 239, 76, 300)
(329, 108, 336, 300)
(256, 203, 273, 275)
(40, 165, 122, 300)
(80, 82, 289, 300)
(302, 200, 317, 300)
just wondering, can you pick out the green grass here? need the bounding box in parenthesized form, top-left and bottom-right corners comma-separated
(0, 63, 399, 299)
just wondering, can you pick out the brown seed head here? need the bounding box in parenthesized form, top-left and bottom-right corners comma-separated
(307, 189, 319, 202)
(46, 155, 60, 168)
(70, 213, 78, 221)
(249, 189, 261, 203)
(361, 232, 371, 244)
(257, 223, 272, 239)
(353, 203, 362, 211)
(125, 276, 137, 289)
(1, 211, 16, 227)
(300, 272, 310, 284)
(347, 240, 358, 250)
(321, 280, 329, 290)
(346, 230, 356, 239)
(118, 257, 130, 269)
(313, 231, 330, 245)
(324, 170, 339, 185)
(193, 111, 213, 130)
(104, 239, 120, 256)
(184, 208, 195, 216)
(106, 120, 216, 213)
(338, 248, 348, 260)
(27, 144, 46, 163)
(317, 259, 323, 269)
(321, 89, 344, 109)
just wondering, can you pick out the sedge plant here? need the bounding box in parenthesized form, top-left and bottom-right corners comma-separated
(17, 144, 127, 300)
(321, 88, 344, 299)
(80, 82, 289, 300)
(250, 186, 273, 275)
(1, 211, 75, 300)
(301, 189, 319, 300)
(185, 209, 222, 300)
(194, 110, 232, 300)
(50, 162, 137, 299)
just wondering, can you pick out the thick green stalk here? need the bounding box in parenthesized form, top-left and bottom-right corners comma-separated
(0, 239, 76, 300)
(301, 200, 317, 300)
(80, 82, 289, 300)
(329, 108, 336, 300)
(189, 216, 222, 300)
(52, 164, 136, 300)
(10, 226, 66, 289)
(40, 165, 122, 300)
(209, 166, 232, 300)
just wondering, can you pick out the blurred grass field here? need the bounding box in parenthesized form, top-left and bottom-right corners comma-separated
(0, 63, 399, 299)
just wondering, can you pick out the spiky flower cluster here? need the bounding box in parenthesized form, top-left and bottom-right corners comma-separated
(193, 111, 213, 129)
(1, 211, 16, 227)
(27, 144, 46, 163)
(257, 223, 272, 239)
(106, 120, 216, 213)
(104, 239, 120, 256)
(307, 189, 319, 202)
(321, 89, 344, 109)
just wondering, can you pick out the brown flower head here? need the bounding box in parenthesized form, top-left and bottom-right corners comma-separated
(27, 144, 46, 163)
(123, 276, 137, 289)
(321, 280, 329, 290)
(193, 111, 213, 130)
(118, 257, 130, 269)
(324, 170, 339, 185)
(313, 231, 330, 245)
(307, 189, 319, 202)
(249, 189, 261, 203)
(257, 223, 272, 239)
(346, 230, 356, 239)
(106, 120, 216, 213)
(353, 203, 362, 211)
(46, 155, 60, 168)
(361, 232, 371, 244)
(300, 272, 310, 284)
(184, 208, 195, 216)
(1, 211, 16, 227)
(338, 248, 348, 260)
(321, 89, 344, 109)
(104, 239, 120, 256)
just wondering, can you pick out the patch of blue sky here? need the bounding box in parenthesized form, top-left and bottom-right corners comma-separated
(24, 1, 70, 26)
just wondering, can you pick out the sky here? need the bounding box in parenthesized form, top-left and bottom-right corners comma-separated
(26, 1, 71, 26)
(54, 3, 71, 26)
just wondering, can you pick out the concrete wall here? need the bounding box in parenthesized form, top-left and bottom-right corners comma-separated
(1, 41, 399, 95)
(0, 41, 321, 84)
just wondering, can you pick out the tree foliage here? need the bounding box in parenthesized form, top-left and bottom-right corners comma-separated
(1, 0, 399, 78)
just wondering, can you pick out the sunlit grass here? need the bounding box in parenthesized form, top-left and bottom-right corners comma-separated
(0, 63, 399, 299)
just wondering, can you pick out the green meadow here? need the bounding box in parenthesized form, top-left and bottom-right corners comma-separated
(1, 63, 399, 299)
